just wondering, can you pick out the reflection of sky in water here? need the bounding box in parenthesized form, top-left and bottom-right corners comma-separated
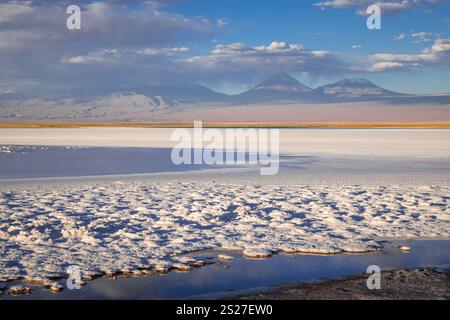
(1, 145, 449, 180)
(0, 147, 213, 179)
(4, 240, 449, 300)
(0, 146, 285, 179)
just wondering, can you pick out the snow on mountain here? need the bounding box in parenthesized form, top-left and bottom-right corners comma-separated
(1, 74, 449, 121)
(234, 73, 316, 103)
(125, 84, 231, 106)
(89, 92, 157, 109)
(252, 73, 314, 93)
(316, 78, 404, 100)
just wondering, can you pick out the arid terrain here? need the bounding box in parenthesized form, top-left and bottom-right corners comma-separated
(234, 268, 450, 300)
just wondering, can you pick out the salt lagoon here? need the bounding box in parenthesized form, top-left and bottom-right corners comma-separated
(0, 128, 448, 298)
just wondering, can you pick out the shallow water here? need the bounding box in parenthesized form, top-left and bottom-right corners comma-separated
(0, 145, 448, 181)
(0, 140, 448, 300)
(0, 147, 211, 179)
(2, 240, 449, 300)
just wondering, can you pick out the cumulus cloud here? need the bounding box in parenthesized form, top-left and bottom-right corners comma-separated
(57, 40, 356, 89)
(314, 0, 445, 15)
(1, 0, 448, 96)
(0, 1, 209, 52)
(61, 49, 123, 64)
(0, 0, 212, 94)
(0, 1, 34, 24)
(181, 41, 352, 83)
(57, 40, 353, 86)
(369, 38, 450, 71)
(62, 46, 191, 64)
(371, 61, 405, 72)
(432, 38, 450, 52)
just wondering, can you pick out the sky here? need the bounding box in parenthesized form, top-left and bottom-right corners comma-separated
(0, 0, 449, 96)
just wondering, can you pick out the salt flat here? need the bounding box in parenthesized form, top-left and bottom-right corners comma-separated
(0, 128, 449, 158)
(0, 128, 449, 291)
(0, 181, 448, 285)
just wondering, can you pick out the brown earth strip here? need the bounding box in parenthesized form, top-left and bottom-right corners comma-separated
(0, 122, 450, 128)
(231, 268, 450, 300)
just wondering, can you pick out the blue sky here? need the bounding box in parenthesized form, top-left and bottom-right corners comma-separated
(0, 0, 449, 96)
(172, 0, 450, 93)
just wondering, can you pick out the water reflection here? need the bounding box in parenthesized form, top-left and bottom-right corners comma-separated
(3, 240, 449, 300)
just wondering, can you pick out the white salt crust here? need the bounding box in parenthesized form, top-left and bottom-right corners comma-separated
(0, 182, 448, 287)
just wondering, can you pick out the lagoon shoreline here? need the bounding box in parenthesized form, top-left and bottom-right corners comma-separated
(229, 267, 450, 300)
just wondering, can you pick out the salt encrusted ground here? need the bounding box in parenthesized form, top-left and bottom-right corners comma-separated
(0, 128, 449, 292)
(0, 181, 448, 286)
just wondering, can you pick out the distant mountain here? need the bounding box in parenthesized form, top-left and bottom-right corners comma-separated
(0, 90, 26, 103)
(234, 73, 316, 104)
(123, 84, 230, 106)
(316, 78, 405, 101)
(252, 73, 314, 93)
(89, 92, 159, 109)
(1, 73, 450, 121)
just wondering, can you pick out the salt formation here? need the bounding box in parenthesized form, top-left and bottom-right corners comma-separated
(0, 181, 448, 290)
(400, 246, 411, 253)
(0, 145, 81, 154)
(218, 254, 234, 261)
(9, 285, 32, 295)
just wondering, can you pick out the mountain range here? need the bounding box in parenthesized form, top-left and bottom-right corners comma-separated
(1, 73, 449, 121)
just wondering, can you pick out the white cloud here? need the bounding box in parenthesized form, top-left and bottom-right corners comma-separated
(58, 41, 348, 84)
(63, 46, 191, 64)
(0, 1, 212, 94)
(431, 38, 450, 53)
(314, 0, 359, 9)
(393, 31, 434, 43)
(393, 33, 406, 40)
(369, 38, 450, 72)
(314, 0, 445, 15)
(370, 61, 404, 72)
(183, 41, 347, 81)
(0, 1, 34, 23)
(61, 49, 124, 64)
(216, 18, 228, 27)
(412, 32, 432, 38)
(411, 31, 432, 43)
(166, 47, 191, 53)
(136, 48, 160, 56)
(0, 1, 210, 54)
(1, 0, 448, 96)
